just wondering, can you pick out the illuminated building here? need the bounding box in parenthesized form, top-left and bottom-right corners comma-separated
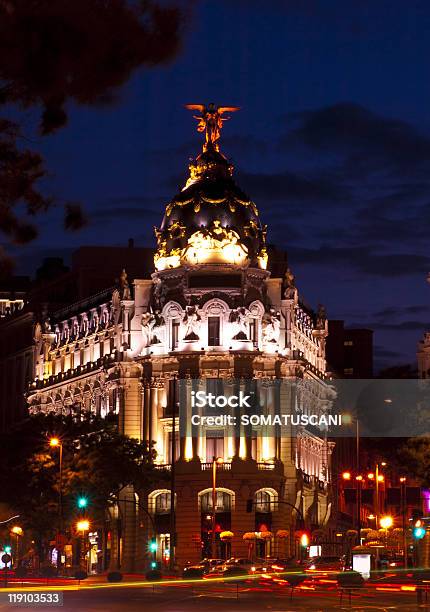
(28, 105, 334, 570)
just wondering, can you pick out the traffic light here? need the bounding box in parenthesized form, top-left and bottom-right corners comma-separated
(413, 520, 426, 540)
(4, 545, 11, 554)
(149, 539, 157, 553)
(77, 496, 88, 509)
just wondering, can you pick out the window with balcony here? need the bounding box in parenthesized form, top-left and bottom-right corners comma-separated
(171, 318, 180, 350)
(249, 318, 258, 347)
(206, 430, 224, 462)
(208, 316, 220, 346)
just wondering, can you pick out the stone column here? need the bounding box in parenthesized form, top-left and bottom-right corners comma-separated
(149, 383, 158, 449)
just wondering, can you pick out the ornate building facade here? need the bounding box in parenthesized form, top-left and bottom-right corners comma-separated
(28, 105, 335, 571)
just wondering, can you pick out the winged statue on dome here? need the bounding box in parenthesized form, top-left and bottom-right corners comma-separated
(185, 103, 239, 150)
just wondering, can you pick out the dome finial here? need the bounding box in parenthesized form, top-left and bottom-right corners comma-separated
(185, 103, 239, 151)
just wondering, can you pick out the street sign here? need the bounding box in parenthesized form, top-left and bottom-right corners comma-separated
(1, 554, 11, 565)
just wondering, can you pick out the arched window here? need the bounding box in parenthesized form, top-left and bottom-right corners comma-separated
(149, 490, 176, 515)
(155, 492, 171, 514)
(200, 491, 232, 513)
(255, 490, 271, 513)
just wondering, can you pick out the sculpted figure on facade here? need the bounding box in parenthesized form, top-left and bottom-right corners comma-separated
(141, 312, 156, 348)
(316, 304, 327, 330)
(119, 269, 131, 300)
(262, 309, 281, 343)
(183, 305, 201, 340)
(153, 275, 168, 309)
(283, 267, 296, 299)
(151, 310, 165, 344)
(230, 306, 249, 340)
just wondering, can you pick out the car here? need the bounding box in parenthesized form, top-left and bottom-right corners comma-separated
(221, 565, 249, 580)
(250, 557, 301, 575)
(224, 557, 254, 567)
(304, 556, 345, 573)
(182, 558, 224, 579)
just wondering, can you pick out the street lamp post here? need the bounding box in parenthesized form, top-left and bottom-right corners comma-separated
(76, 520, 90, 572)
(375, 462, 386, 529)
(400, 477, 407, 568)
(10, 526, 23, 568)
(367, 462, 386, 530)
(49, 438, 63, 533)
(212, 457, 223, 558)
(356, 476, 363, 545)
(49, 437, 63, 569)
(380, 515, 393, 550)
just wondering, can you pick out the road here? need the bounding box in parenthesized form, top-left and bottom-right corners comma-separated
(0, 580, 429, 611)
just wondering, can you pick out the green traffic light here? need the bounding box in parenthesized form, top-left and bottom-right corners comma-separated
(77, 496, 88, 509)
(149, 540, 157, 553)
(4, 545, 11, 554)
(413, 526, 426, 539)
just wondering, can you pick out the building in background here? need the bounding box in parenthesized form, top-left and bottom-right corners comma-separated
(0, 243, 153, 432)
(326, 320, 373, 379)
(27, 107, 335, 571)
(0, 276, 29, 318)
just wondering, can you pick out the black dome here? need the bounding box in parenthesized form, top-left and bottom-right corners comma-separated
(155, 146, 267, 268)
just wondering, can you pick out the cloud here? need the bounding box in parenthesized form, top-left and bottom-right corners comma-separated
(287, 102, 430, 176)
(374, 346, 404, 359)
(94, 195, 167, 221)
(237, 169, 347, 203)
(288, 245, 430, 277)
(370, 320, 428, 331)
(373, 305, 429, 319)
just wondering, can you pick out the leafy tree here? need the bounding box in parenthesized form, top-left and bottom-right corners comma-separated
(0, 0, 184, 274)
(398, 436, 430, 488)
(0, 411, 164, 562)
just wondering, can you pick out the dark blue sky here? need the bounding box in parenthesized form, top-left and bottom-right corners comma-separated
(10, 0, 430, 370)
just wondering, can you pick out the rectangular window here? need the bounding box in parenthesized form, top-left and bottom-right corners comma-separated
(168, 431, 180, 463)
(171, 318, 180, 350)
(251, 433, 258, 460)
(249, 319, 258, 347)
(208, 317, 220, 346)
(206, 430, 224, 462)
(344, 367, 354, 375)
(344, 340, 353, 346)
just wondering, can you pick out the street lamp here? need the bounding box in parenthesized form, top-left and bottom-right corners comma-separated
(76, 520, 90, 572)
(380, 515, 393, 550)
(212, 456, 223, 558)
(380, 515, 393, 530)
(10, 526, 23, 567)
(367, 462, 386, 528)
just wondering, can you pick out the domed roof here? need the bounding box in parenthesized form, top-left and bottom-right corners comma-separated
(154, 106, 267, 271)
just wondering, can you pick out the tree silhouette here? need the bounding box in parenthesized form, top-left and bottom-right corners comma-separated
(0, 0, 184, 275)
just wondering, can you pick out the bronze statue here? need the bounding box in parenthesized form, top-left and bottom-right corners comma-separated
(185, 103, 239, 150)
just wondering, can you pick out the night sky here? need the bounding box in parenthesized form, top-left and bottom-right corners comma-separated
(9, 0, 430, 371)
